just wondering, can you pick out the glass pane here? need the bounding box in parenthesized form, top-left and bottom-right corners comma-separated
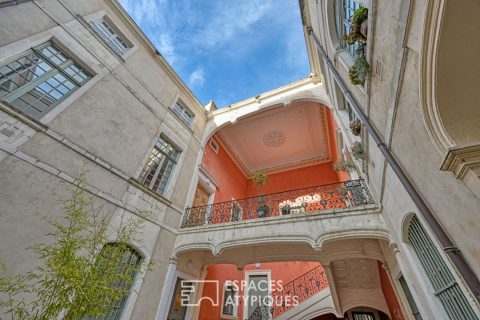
(139, 137, 180, 195)
(0, 53, 52, 96)
(86, 244, 142, 320)
(10, 73, 78, 118)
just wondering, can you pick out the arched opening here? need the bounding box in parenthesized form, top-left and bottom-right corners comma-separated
(435, 1, 480, 147)
(169, 238, 407, 320)
(421, 0, 480, 198)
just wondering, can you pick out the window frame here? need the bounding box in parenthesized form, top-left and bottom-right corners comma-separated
(89, 243, 143, 320)
(221, 281, 239, 318)
(398, 275, 423, 320)
(335, 0, 362, 57)
(209, 138, 219, 153)
(90, 16, 132, 56)
(407, 216, 478, 320)
(171, 99, 195, 127)
(138, 135, 181, 196)
(0, 41, 92, 119)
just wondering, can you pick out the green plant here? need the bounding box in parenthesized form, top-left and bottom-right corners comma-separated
(333, 160, 356, 173)
(349, 55, 370, 85)
(351, 6, 368, 25)
(349, 119, 362, 136)
(0, 177, 153, 320)
(343, 6, 368, 45)
(337, 186, 349, 197)
(253, 172, 269, 188)
(351, 142, 365, 160)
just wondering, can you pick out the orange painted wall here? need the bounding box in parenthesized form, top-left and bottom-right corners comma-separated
(201, 107, 348, 203)
(198, 262, 324, 320)
(202, 136, 248, 203)
(378, 261, 405, 320)
(245, 162, 341, 197)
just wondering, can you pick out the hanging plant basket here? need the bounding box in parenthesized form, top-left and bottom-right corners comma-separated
(349, 55, 370, 85)
(351, 142, 365, 160)
(350, 119, 362, 136)
(343, 7, 368, 45)
(333, 160, 356, 173)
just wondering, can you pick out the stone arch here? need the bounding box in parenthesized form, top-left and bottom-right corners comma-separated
(420, 0, 480, 153)
(400, 212, 417, 244)
(201, 82, 332, 147)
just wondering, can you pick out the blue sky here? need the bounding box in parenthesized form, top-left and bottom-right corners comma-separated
(119, 0, 309, 107)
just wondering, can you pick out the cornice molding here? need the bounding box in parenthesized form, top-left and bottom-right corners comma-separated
(440, 144, 480, 179)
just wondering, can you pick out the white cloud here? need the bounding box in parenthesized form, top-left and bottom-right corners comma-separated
(189, 67, 205, 88)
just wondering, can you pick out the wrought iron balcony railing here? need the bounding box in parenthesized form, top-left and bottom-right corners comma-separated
(181, 179, 374, 228)
(247, 265, 329, 320)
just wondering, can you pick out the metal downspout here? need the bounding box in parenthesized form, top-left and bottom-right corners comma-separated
(307, 29, 480, 302)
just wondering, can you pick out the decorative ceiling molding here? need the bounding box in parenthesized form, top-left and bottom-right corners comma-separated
(216, 103, 332, 177)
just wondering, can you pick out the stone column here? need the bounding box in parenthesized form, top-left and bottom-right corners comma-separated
(155, 257, 178, 320)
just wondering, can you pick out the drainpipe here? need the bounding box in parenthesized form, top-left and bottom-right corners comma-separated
(307, 29, 480, 302)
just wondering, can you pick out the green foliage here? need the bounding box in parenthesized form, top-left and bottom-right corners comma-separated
(349, 56, 370, 85)
(351, 142, 365, 160)
(253, 172, 269, 187)
(333, 160, 356, 173)
(0, 178, 152, 320)
(351, 6, 368, 25)
(343, 6, 368, 45)
(336, 186, 349, 197)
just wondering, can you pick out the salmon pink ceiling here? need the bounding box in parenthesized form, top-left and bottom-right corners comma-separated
(216, 102, 332, 177)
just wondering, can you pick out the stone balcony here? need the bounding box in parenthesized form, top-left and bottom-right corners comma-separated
(175, 180, 388, 259)
(181, 179, 374, 228)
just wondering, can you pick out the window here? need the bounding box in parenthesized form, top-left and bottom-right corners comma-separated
(90, 18, 131, 56)
(139, 136, 180, 195)
(172, 100, 194, 126)
(352, 312, 375, 320)
(399, 275, 423, 320)
(408, 216, 477, 320)
(221, 282, 238, 317)
(345, 97, 356, 122)
(89, 244, 142, 320)
(0, 41, 91, 119)
(335, 0, 361, 56)
(210, 139, 219, 153)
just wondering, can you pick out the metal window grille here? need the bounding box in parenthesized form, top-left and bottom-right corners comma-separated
(352, 312, 375, 320)
(335, 0, 361, 57)
(399, 275, 423, 320)
(139, 136, 180, 195)
(88, 244, 142, 320)
(172, 100, 194, 126)
(90, 19, 130, 56)
(0, 41, 91, 119)
(408, 216, 478, 320)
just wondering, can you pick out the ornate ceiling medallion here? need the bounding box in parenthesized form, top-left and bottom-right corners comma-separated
(263, 130, 286, 147)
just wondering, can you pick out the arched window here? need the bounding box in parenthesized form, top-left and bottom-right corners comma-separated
(335, 0, 361, 56)
(408, 216, 477, 320)
(89, 243, 143, 320)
